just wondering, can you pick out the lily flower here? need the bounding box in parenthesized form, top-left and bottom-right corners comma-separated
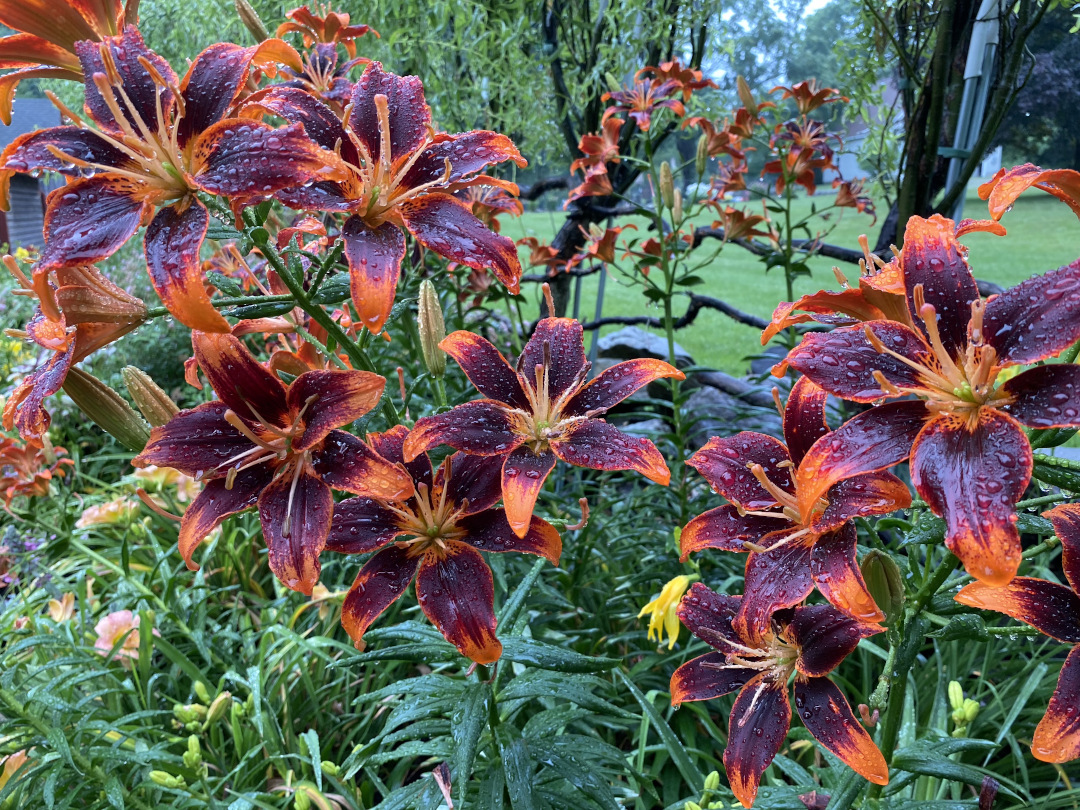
(242, 61, 526, 334)
(955, 503, 1080, 763)
(682, 377, 908, 635)
(771, 80, 848, 115)
(565, 164, 613, 207)
(637, 60, 716, 101)
(276, 42, 367, 112)
(327, 425, 561, 663)
(132, 331, 413, 595)
(778, 213, 1080, 586)
(682, 116, 745, 161)
(670, 583, 887, 808)
(570, 111, 624, 175)
(0, 436, 73, 510)
(603, 77, 685, 131)
(0, 27, 329, 333)
(458, 184, 522, 234)
(403, 317, 683, 537)
(833, 179, 876, 222)
(276, 5, 376, 58)
(638, 573, 695, 650)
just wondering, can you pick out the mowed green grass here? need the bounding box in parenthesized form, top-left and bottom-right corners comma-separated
(504, 184, 1080, 373)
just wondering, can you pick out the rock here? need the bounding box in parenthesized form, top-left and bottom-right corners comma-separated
(596, 326, 694, 369)
(684, 385, 782, 449)
(749, 342, 789, 378)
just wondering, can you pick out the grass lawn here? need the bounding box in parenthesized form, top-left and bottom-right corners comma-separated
(503, 182, 1080, 373)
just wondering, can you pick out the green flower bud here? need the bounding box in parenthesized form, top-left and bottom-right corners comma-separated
(149, 770, 186, 789)
(293, 789, 312, 810)
(321, 761, 340, 777)
(193, 681, 212, 705)
(173, 703, 207, 724)
(672, 189, 683, 224)
(206, 691, 232, 726)
(684, 803, 702, 810)
(605, 72, 623, 94)
(659, 163, 675, 210)
(182, 735, 202, 770)
(963, 698, 980, 723)
(123, 366, 180, 427)
(860, 550, 905, 624)
(948, 680, 965, 712)
(234, 0, 270, 41)
(695, 134, 709, 177)
(703, 771, 720, 792)
(63, 367, 150, 452)
(417, 280, 446, 378)
(736, 75, 757, 113)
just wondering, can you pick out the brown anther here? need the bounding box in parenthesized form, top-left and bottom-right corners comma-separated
(542, 282, 555, 317)
(832, 265, 849, 287)
(969, 298, 986, 345)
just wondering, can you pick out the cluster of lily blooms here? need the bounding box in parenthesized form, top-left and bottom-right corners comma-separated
(3, 2, 1080, 806)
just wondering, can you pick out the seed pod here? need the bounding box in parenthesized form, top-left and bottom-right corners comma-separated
(417, 280, 446, 378)
(659, 162, 675, 210)
(234, 0, 269, 41)
(63, 367, 150, 452)
(695, 134, 709, 176)
(123, 366, 179, 427)
(860, 550, 905, 624)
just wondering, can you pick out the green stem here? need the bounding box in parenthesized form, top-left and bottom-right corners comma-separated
(146, 293, 294, 320)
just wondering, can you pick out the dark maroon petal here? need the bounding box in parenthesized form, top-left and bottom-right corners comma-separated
(518, 317, 586, 401)
(563, 358, 684, 417)
(76, 27, 177, 134)
(404, 400, 524, 459)
(679, 504, 780, 561)
(1044, 503, 1080, 594)
(2, 341, 74, 442)
(438, 330, 528, 409)
(242, 86, 352, 157)
(342, 216, 406, 335)
(810, 524, 886, 625)
(1000, 364, 1080, 428)
(784, 376, 829, 466)
(341, 544, 419, 648)
(670, 653, 756, 705)
(444, 453, 504, 515)
(289, 369, 385, 451)
(811, 471, 912, 535)
(686, 432, 793, 510)
(311, 431, 415, 501)
(675, 582, 744, 654)
(277, 180, 354, 212)
(1, 126, 127, 178)
(502, 446, 556, 538)
(348, 62, 430, 165)
(785, 322, 930, 403)
(368, 425, 433, 488)
(724, 674, 791, 809)
(38, 175, 147, 271)
(192, 331, 291, 429)
(736, 535, 815, 640)
(325, 496, 404, 554)
(145, 201, 231, 333)
(794, 677, 889, 785)
(911, 411, 1031, 587)
(1032, 646, 1080, 763)
(258, 465, 333, 595)
(900, 214, 980, 357)
(790, 603, 883, 677)
(176, 466, 271, 570)
(955, 578, 1080, 644)
(132, 401, 255, 479)
(984, 258, 1080, 366)
(551, 419, 671, 484)
(459, 510, 562, 565)
(399, 193, 522, 292)
(401, 130, 526, 188)
(416, 540, 502, 664)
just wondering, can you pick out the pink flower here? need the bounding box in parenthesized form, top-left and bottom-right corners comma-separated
(94, 610, 157, 660)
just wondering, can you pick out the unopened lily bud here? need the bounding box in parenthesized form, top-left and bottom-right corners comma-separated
(231, 702, 245, 726)
(193, 681, 212, 705)
(294, 793, 311, 810)
(860, 550, 905, 624)
(736, 75, 757, 113)
(173, 703, 207, 724)
(605, 72, 623, 94)
(659, 163, 675, 210)
(206, 691, 232, 725)
(417, 280, 446, 378)
(672, 189, 683, 223)
(149, 770, 186, 789)
(321, 761, 339, 777)
(63, 367, 150, 452)
(234, 0, 269, 41)
(963, 698, 980, 723)
(695, 134, 709, 176)
(183, 735, 202, 769)
(703, 771, 720, 792)
(684, 802, 702, 810)
(123, 366, 179, 427)
(948, 681, 965, 712)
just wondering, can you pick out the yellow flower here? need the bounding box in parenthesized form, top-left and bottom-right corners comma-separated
(76, 498, 138, 528)
(0, 750, 28, 791)
(48, 592, 75, 622)
(638, 574, 695, 650)
(133, 465, 201, 503)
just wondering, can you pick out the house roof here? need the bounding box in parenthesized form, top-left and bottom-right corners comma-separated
(0, 97, 61, 148)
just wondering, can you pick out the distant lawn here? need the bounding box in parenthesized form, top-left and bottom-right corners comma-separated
(505, 183, 1080, 373)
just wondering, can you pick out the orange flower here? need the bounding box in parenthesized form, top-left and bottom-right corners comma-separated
(0, 436, 72, 510)
(570, 111, 624, 175)
(979, 163, 1080, 222)
(771, 79, 848, 115)
(276, 5, 378, 58)
(603, 77, 685, 131)
(833, 178, 876, 222)
(637, 59, 716, 101)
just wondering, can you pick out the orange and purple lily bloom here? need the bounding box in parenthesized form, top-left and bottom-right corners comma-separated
(671, 583, 888, 808)
(403, 318, 684, 537)
(242, 61, 527, 334)
(681, 377, 909, 636)
(778, 213, 1080, 586)
(327, 426, 562, 664)
(133, 332, 413, 596)
(956, 503, 1080, 764)
(0, 27, 330, 334)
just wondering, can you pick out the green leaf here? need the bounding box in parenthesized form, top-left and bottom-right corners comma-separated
(312, 274, 351, 305)
(206, 271, 244, 298)
(891, 745, 1018, 797)
(301, 729, 322, 790)
(928, 614, 989, 642)
(495, 725, 534, 810)
(499, 638, 620, 673)
(103, 775, 125, 810)
(451, 681, 491, 801)
(224, 301, 295, 319)
(153, 636, 211, 695)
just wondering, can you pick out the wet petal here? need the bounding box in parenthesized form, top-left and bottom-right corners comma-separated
(401, 130, 526, 188)
(810, 524, 886, 625)
(679, 504, 780, 561)
(340, 544, 419, 648)
(955, 578, 1080, 644)
(399, 193, 521, 292)
(552, 419, 671, 484)
(289, 369, 385, 451)
(736, 534, 814, 639)
(438, 330, 527, 408)
(192, 331, 290, 428)
(783, 375, 829, 466)
(76, 28, 177, 134)
(258, 465, 333, 594)
(1000, 363, 1080, 428)
(0, 67, 77, 127)
(911, 411, 1031, 587)
(416, 540, 501, 664)
(325, 496, 404, 554)
(1, 341, 74, 442)
(501, 446, 556, 539)
(348, 61, 430, 166)
(404, 400, 523, 459)
(0, 32, 80, 71)
(1031, 646, 1080, 763)
(517, 318, 587, 401)
(444, 453, 504, 515)
(783, 321, 930, 402)
(460, 510, 561, 564)
(670, 653, 756, 705)
(1043, 503, 1080, 594)
(794, 677, 889, 785)
(132, 400, 256, 479)
(980, 164, 1080, 222)
(277, 180, 354, 212)
(38, 175, 148, 271)
(811, 471, 912, 535)
(762, 289, 886, 345)
(686, 432, 792, 509)
(790, 603, 883, 677)
(177, 466, 271, 570)
(563, 358, 684, 417)
(984, 259, 1080, 366)
(311, 430, 415, 500)
(368, 424, 432, 488)
(0, 126, 128, 201)
(724, 674, 791, 809)
(900, 214, 980, 357)
(675, 582, 744, 654)
(241, 85, 352, 157)
(342, 216, 406, 335)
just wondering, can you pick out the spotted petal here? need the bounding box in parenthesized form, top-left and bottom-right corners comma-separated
(1000, 363, 1080, 429)
(790, 603, 883, 677)
(192, 331, 290, 429)
(176, 466, 271, 570)
(340, 544, 419, 648)
(784, 376, 829, 466)
(811, 472, 912, 535)
(762, 289, 886, 345)
(241, 85, 353, 159)
(439, 330, 528, 409)
(404, 400, 524, 459)
(132, 400, 258, 479)
(670, 653, 756, 705)
(1, 340, 74, 443)
(38, 175, 148, 271)
(980, 164, 1080, 222)
(258, 465, 333, 595)
(289, 369, 385, 451)
(416, 540, 501, 664)
(675, 582, 743, 655)
(552, 418, 670, 484)
(342, 216, 406, 335)
(501, 446, 556, 539)
(325, 496, 404, 554)
(679, 504, 780, 561)
(311, 431, 415, 500)
(724, 674, 791, 809)
(736, 534, 814, 639)
(810, 524, 886, 625)
(563, 358, 684, 417)
(1044, 503, 1080, 593)
(443, 453, 504, 515)
(984, 259, 1080, 366)
(401, 130, 526, 188)
(686, 433, 792, 509)
(955, 578, 1080, 644)
(460, 510, 562, 565)
(518, 318, 587, 401)
(794, 677, 888, 785)
(348, 62, 430, 166)
(0, 126, 128, 206)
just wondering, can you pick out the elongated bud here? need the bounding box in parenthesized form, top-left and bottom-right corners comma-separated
(417, 280, 446, 378)
(173, 703, 207, 724)
(684, 802, 702, 810)
(234, 0, 269, 41)
(659, 163, 675, 210)
(736, 75, 757, 113)
(183, 735, 202, 769)
(123, 366, 179, 427)
(63, 367, 150, 452)
(695, 134, 709, 176)
(193, 680, 212, 705)
(963, 698, 980, 723)
(948, 681, 965, 712)
(605, 72, 623, 94)
(149, 770, 186, 789)
(703, 771, 720, 792)
(321, 761, 339, 777)
(206, 691, 232, 725)
(672, 189, 683, 223)
(860, 550, 905, 624)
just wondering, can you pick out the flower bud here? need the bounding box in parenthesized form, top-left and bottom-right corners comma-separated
(173, 703, 207, 724)
(149, 770, 186, 789)
(860, 550, 905, 624)
(695, 134, 709, 176)
(684, 803, 702, 810)
(294, 792, 311, 810)
(948, 680, 965, 712)
(703, 771, 720, 792)
(234, 0, 270, 41)
(417, 280, 446, 378)
(206, 691, 232, 726)
(659, 163, 675, 210)
(193, 681, 212, 705)
(962, 698, 980, 723)
(736, 75, 757, 113)
(672, 189, 683, 224)
(605, 72, 623, 94)
(63, 367, 150, 452)
(182, 735, 202, 769)
(321, 761, 339, 777)
(123, 366, 179, 427)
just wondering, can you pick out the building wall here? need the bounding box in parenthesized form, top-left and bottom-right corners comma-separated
(6, 174, 45, 250)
